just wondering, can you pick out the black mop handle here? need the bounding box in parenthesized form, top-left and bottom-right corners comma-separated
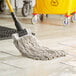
(11, 12, 23, 31)
(6, 0, 23, 31)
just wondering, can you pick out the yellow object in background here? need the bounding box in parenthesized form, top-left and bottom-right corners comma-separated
(33, 0, 76, 16)
(6, 0, 14, 12)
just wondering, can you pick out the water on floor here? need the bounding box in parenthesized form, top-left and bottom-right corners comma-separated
(0, 14, 76, 76)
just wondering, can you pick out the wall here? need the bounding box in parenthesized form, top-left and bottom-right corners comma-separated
(6, 0, 23, 9)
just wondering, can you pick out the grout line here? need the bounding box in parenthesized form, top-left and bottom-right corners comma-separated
(58, 42, 76, 49)
(0, 51, 19, 57)
(0, 61, 24, 69)
(60, 62, 76, 67)
(0, 51, 24, 70)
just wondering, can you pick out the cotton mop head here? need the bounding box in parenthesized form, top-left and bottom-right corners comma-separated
(12, 31, 66, 60)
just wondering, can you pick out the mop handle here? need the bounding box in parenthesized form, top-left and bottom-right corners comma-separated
(6, 0, 14, 12)
(5, 0, 23, 31)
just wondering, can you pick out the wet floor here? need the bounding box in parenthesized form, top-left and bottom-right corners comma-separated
(0, 14, 76, 76)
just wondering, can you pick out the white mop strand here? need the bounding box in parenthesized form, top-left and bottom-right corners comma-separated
(13, 33, 66, 60)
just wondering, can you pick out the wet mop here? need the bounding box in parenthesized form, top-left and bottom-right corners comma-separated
(6, 0, 66, 60)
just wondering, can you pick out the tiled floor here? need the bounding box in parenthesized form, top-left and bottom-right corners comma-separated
(0, 14, 76, 76)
